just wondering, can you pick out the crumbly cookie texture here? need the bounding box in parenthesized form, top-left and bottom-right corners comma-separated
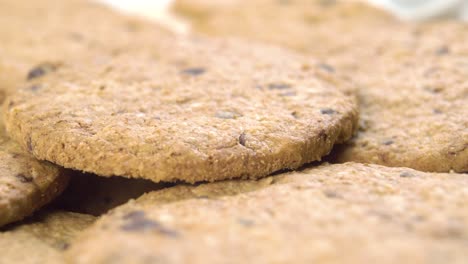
(0, 210, 95, 264)
(67, 163, 468, 264)
(333, 55, 468, 172)
(0, 118, 70, 227)
(174, 0, 468, 172)
(0, 0, 171, 102)
(3, 32, 358, 183)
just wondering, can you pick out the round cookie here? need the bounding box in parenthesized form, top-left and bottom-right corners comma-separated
(3, 35, 359, 183)
(333, 55, 468, 172)
(0, 118, 70, 227)
(67, 163, 468, 264)
(0, 210, 95, 264)
(173, 0, 468, 172)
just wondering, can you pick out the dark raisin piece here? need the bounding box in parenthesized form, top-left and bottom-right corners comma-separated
(318, 130, 328, 141)
(27, 138, 33, 152)
(400, 171, 415, 178)
(435, 46, 450, 56)
(317, 63, 335, 73)
(27, 63, 57, 80)
(239, 133, 247, 146)
(121, 217, 160, 232)
(268, 83, 291, 90)
(237, 218, 255, 227)
(382, 139, 394, 146)
(181, 67, 206, 76)
(323, 190, 342, 199)
(16, 174, 33, 183)
(320, 108, 336, 115)
(29, 85, 41, 92)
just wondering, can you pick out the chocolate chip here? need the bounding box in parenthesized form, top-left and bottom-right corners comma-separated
(237, 218, 255, 227)
(400, 171, 416, 178)
(8, 101, 15, 110)
(423, 86, 443, 94)
(121, 218, 160, 232)
(382, 139, 394, 146)
(121, 211, 180, 237)
(29, 85, 41, 92)
(268, 83, 291, 90)
(123, 210, 146, 220)
(181, 67, 206, 76)
(318, 130, 328, 141)
(239, 133, 247, 146)
(215, 111, 242, 119)
(323, 190, 342, 199)
(27, 138, 33, 152)
(291, 111, 299, 118)
(435, 46, 450, 56)
(27, 63, 58, 80)
(16, 174, 33, 183)
(320, 108, 336, 115)
(56, 241, 70, 250)
(317, 63, 335, 73)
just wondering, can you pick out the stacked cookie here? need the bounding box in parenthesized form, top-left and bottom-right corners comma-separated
(0, 0, 466, 263)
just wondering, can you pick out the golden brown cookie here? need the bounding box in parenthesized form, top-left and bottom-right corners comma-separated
(3, 34, 358, 183)
(173, 0, 398, 61)
(0, 117, 69, 227)
(173, 0, 468, 172)
(0, 210, 95, 264)
(0, 0, 170, 102)
(333, 55, 468, 172)
(67, 163, 468, 264)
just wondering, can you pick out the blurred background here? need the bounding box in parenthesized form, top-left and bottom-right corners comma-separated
(99, 0, 468, 24)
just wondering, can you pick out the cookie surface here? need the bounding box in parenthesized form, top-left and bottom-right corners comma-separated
(67, 163, 468, 264)
(3, 29, 358, 182)
(0, 0, 170, 102)
(174, 0, 468, 172)
(0, 117, 70, 227)
(0, 210, 95, 264)
(333, 54, 468, 172)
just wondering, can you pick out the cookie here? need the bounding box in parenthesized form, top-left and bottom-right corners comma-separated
(67, 163, 468, 264)
(56, 172, 169, 216)
(0, 116, 70, 227)
(3, 20, 358, 183)
(0, 0, 171, 102)
(0, 210, 95, 264)
(173, 0, 398, 61)
(333, 55, 468, 172)
(173, 0, 468, 172)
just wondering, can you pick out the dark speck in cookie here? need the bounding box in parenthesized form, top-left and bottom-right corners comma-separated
(181, 67, 206, 76)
